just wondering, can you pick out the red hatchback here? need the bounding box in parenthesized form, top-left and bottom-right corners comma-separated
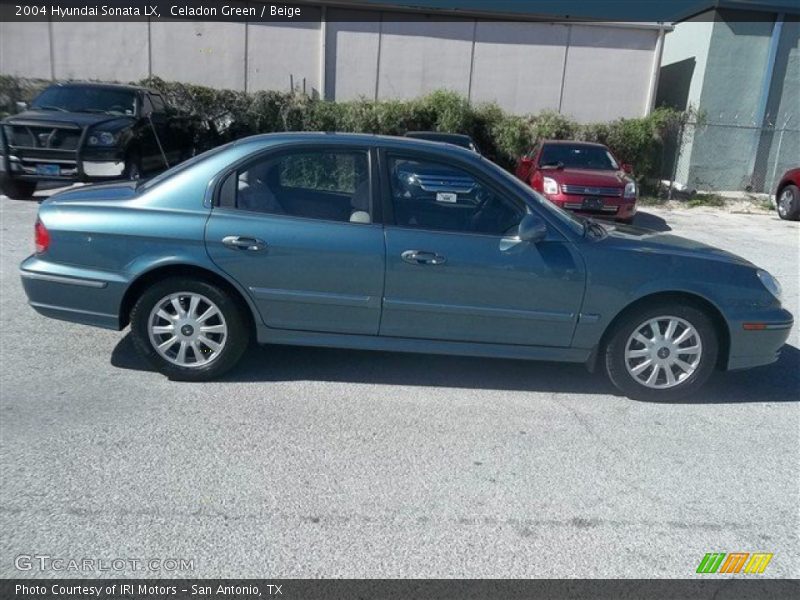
(516, 140, 638, 223)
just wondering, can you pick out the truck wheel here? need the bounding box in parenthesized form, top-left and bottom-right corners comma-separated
(0, 177, 37, 200)
(776, 184, 800, 221)
(603, 302, 718, 401)
(124, 153, 142, 180)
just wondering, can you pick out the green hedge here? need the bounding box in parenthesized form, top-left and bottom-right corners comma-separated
(0, 74, 689, 180)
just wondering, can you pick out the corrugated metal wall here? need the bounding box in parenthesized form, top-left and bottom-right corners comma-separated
(0, 4, 662, 122)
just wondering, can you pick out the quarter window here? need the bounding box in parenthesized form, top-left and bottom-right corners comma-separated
(223, 150, 371, 224)
(149, 94, 166, 114)
(388, 156, 523, 235)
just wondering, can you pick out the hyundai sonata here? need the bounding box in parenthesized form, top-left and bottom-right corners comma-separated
(19, 133, 792, 400)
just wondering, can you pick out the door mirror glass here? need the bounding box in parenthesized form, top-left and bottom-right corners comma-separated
(517, 213, 547, 243)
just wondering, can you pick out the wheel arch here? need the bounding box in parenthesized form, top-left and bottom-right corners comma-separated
(593, 291, 731, 371)
(118, 263, 258, 331)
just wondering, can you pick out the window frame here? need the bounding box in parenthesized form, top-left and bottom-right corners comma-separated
(212, 143, 381, 226)
(379, 149, 528, 239)
(148, 93, 167, 115)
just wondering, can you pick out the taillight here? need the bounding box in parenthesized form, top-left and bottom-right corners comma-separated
(34, 219, 50, 254)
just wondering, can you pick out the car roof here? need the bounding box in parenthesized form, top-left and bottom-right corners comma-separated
(405, 131, 473, 142)
(47, 81, 151, 94)
(231, 131, 483, 157)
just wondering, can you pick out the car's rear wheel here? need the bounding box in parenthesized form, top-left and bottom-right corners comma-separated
(130, 278, 249, 381)
(604, 303, 718, 401)
(0, 177, 37, 200)
(776, 184, 800, 221)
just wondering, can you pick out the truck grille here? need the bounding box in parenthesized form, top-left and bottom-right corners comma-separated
(4, 124, 82, 151)
(561, 184, 622, 197)
(415, 174, 476, 194)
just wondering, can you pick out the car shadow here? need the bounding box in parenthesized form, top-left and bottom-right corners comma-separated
(631, 210, 671, 232)
(110, 334, 799, 405)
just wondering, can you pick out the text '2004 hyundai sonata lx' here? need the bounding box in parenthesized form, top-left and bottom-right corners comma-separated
(19, 133, 793, 400)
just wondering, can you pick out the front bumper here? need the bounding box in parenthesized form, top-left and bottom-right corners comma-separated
(726, 308, 794, 370)
(546, 193, 638, 220)
(5, 154, 125, 183)
(1, 128, 125, 183)
(19, 255, 127, 330)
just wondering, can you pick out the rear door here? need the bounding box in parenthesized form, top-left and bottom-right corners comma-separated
(205, 144, 385, 335)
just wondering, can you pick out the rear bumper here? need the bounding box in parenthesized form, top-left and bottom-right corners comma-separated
(19, 255, 127, 330)
(726, 309, 793, 370)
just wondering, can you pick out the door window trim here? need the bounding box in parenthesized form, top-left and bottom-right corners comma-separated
(210, 143, 382, 226)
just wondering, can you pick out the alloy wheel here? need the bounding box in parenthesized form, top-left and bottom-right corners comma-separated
(778, 188, 793, 217)
(624, 316, 703, 389)
(147, 292, 228, 368)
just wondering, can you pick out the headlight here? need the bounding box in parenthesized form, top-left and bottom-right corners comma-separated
(624, 181, 637, 199)
(87, 131, 117, 146)
(757, 269, 783, 302)
(543, 177, 559, 195)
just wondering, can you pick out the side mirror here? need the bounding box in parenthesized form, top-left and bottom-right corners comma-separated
(517, 214, 548, 243)
(622, 163, 633, 174)
(15, 101, 28, 113)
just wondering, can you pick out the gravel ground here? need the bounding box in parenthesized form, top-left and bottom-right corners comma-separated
(1, 194, 798, 579)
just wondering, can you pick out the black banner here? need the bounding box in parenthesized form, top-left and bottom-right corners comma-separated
(0, 0, 796, 23)
(2, 579, 800, 600)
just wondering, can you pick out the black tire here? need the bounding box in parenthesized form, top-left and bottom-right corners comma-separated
(129, 277, 250, 381)
(603, 302, 719, 401)
(123, 152, 142, 181)
(776, 184, 800, 221)
(0, 177, 36, 200)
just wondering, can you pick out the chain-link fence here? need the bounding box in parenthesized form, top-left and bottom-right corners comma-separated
(663, 116, 798, 195)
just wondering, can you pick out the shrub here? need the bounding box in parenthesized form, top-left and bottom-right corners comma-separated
(0, 74, 686, 180)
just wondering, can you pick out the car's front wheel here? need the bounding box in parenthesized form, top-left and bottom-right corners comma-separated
(130, 278, 250, 381)
(776, 184, 800, 221)
(603, 303, 718, 401)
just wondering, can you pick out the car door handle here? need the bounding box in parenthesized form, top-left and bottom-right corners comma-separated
(221, 236, 267, 251)
(401, 250, 446, 265)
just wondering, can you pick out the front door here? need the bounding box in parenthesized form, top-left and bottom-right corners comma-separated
(380, 153, 585, 347)
(205, 146, 385, 335)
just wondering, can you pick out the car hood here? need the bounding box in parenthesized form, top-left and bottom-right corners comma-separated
(45, 181, 139, 205)
(3, 109, 133, 129)
(599, 222, 754, 267)
(546, 168, 628, 187)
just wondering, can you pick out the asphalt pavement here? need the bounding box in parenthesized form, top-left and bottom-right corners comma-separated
(1, 193, 798, 578)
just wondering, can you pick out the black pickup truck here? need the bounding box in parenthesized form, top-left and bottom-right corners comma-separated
(0, 82, 201, 199)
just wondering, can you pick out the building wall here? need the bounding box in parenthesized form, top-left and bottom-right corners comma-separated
(658, 9, 798, 192)
(761, 16, 799, 193)
(469, 21, 568, 114)
(0, 3, 663, 122)
(660, 19, 714, 113)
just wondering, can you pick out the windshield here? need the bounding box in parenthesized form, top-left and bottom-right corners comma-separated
(31, 86, 137, 116)
(478, 157, 585, 236)
(539, 144, 618, 171)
